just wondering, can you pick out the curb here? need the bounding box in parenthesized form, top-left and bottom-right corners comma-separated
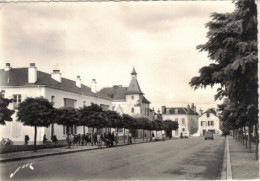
(226, 137, 233, 180)
(0, 139, 170, 163)
(220, 137, 227, 180)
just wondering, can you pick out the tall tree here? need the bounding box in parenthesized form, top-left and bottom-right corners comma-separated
(17, 97, 54, 152)
(189, 0, 258, 159)
(0, 95, 14, 125)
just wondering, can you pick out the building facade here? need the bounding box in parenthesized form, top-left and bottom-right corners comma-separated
(99, 68, 153, 137)
(195, 108, 222, 136)
(161, 104, 199, 137)
(0, 63, 112, 144)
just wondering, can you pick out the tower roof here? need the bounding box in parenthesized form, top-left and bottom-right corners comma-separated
(131, 67, 137, 75)
(126, 78, 143, 95)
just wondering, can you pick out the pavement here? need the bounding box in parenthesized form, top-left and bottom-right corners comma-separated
(0, 136, 225, 180)
(0, 138, 156, 163)
(227, 136, 259, 180)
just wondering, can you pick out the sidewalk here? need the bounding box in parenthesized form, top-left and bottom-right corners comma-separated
(227, 136, 258, 180)
(0, 138, 163, 163)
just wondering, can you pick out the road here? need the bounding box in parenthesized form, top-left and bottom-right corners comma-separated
(0, 135, 225, 180)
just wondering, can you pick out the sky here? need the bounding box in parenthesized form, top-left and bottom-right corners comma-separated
(0, 1, 236, 113)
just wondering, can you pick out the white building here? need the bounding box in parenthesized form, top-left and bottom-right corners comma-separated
(0, 63, 112, 144)
(99, 67, 153, 137)
(99, 67, 152, 119)
(161, 104, 199, 137)
(195, 108, 222, 136)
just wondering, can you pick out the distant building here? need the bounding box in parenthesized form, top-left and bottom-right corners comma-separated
(161, 103, 199, 137)
(99, 67, 151, 119)
(99, 67, 152, 137)
(196, 108, 222, 136)
(0, 63, 112, 144)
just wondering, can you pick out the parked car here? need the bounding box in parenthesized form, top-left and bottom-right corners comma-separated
(180, 132, 189, 139)
(204, 131, 214, 140)
(155, 133, 165, 141)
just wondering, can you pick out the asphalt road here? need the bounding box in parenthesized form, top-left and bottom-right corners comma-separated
(0, 135, 225, 180)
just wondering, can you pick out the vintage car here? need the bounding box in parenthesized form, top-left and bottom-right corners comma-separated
(204, 131, 214, 140)
(180, 132, 189, 139)
(155, 132, 166, 141)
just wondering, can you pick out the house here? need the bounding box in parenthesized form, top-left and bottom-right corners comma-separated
(0, 63, 112, 144)
(195, 108, 222, 136)
(98, 67, 152, 137)
(161, 103, 199, 137)
(99, 67, 151, 119)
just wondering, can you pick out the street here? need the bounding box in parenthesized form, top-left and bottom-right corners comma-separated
(0, 136, 225, 180)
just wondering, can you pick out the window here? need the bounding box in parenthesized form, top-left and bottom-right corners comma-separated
(13, 94, 21, 109)
(201, 121, 206, 126)
(63, 125, 77, 135)
(175, 109, 178, 114)
(131, 107, 135, 113)
(208, 121, 214, 126)
(131, 95, 134, 100)
(207, 113, 210, 117)
(83, 101, 86, 107)
(182, 128, 185, 132)
(182, 118, 185, 125)
(51, 96, 55, 104)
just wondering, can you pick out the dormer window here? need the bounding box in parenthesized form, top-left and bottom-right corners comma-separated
(207, 113, 210, 117)
(175, 109, 178, 114)
(131, 95, 134, 100)
(131, 107, 135, 113)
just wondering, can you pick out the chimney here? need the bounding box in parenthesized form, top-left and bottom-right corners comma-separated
(187, 104, 191, 113)
(51, 70, 62, 83)
(76, 75, 81, 88)
(161, 106, 166, 114)
(4, 63, 11, 71)
(28, 63, 37, 83)
(91, 79, 97, 93)
(199, 108, 203, 115)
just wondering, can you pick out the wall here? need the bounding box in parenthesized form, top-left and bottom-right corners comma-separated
(197, 113, 222, 136)
(0, 86, 112, 142)
(162, 114, 189, 137)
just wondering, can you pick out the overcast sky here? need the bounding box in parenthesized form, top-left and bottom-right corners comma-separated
(0, 1, 235, 112)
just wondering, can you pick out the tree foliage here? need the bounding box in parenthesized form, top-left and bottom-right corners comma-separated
(189, 0, 258, 126)
(0, 95, 14, 125)
(17, 97, 54, 127)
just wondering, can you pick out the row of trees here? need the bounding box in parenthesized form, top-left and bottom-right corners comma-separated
(1, 96, 178, 151)
(189, 0, 258, 159)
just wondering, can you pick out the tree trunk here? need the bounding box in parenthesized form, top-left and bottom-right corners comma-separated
(124, 128, 125, 143)
(244, 126, 247, 148)
(91, 127, 94, 146)
(143, 129, 144, 141)
(51, 123, 54, 141)
(255, 123, 258, 160)
(67, 125, 70, 149)
(34, 126, 37, 152)
(249, 125, 252, 153)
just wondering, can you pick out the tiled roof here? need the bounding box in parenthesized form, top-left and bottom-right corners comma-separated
(0, 68, 111, 100)
(204, 108, 217, 116)
(142, 96, 150, 104)
(98, 86, 128, 100)
(164, 107, 198, 115)
(126, 77, 143, 95)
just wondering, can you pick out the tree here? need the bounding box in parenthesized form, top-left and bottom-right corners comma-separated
(189, 0, 258, 159)
(17, 97, 54, 152)
(105, 110, 122, 132)
(122, 114, 134, 143)
(0, 95, 14, 125)
(54, 107, 79, 148)
(164, 120, 179, 138)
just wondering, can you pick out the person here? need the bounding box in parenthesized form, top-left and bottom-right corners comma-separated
(115, 132, 119, 146)
(180, 132, 183, 139)
(43, 135, 48, 145)
(129, 132, 132, 144)
(97, 132, 102, 149)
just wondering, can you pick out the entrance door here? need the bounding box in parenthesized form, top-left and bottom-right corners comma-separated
(202, 130, 206, 136)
